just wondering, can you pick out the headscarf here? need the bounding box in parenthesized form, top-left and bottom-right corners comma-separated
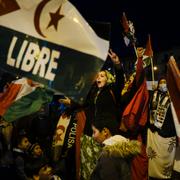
(104, 70, 115, 85)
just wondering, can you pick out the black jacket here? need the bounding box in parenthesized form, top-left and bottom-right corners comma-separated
(90, 135, 141, 180)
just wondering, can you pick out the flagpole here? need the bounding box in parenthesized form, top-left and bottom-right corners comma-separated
(133, 44, 138, 58)
(150, 57, 155, 86)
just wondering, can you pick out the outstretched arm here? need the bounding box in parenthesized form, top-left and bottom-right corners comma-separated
(108, 49, 125, 96)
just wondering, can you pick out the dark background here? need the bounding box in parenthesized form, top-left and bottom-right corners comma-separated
(70, 0, 180, 57)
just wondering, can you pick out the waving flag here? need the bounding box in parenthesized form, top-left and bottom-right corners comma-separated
(134, 35, 153, 70)
(144, 34, 153, 57)
(0, 77, 53, 122)
(120, 56, 149, 180)
(143, 34, 153, 68)
(167, 56, 180, 174)
(0, 0, 20, 16)
(0, 0, 109, 103)
(167, 56, 180, 122)
(120, 56, 149, 132)
(121, 12, 136, 47)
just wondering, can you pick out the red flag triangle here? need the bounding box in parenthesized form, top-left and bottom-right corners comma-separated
(121, 12, 129, 33)
(0, 0, 20, 16)
(144, 34, 153, 57)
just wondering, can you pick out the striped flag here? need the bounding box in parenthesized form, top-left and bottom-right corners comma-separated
(134, 35, 153, 69)
(143, 34, 153, 68)
(0, 0, 109, 103)
(121, 12, 136, 47)
(0, 77, 53, 122)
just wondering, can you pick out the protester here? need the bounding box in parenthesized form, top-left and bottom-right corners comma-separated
(26, 142, 49, 165)
(119, 47, 149, 180)
(26, 161, 62, 180)
(12, 134, 31, 180)
(147, 77, 177, 179)
(58, 49, 125, 179)
(90, 113, 141, 180)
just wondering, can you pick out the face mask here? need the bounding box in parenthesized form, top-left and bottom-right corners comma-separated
(159, 84, 167, 92)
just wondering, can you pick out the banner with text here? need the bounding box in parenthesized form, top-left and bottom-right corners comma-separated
(0, 0, 109, 103)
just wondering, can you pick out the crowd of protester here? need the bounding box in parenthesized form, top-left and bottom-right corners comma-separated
(0, 47, 179, 180)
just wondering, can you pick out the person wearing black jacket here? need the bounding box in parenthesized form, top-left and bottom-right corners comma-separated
(147, 77, 177, 179)
(90, 113, 141, 180)
(58, 49, 125, 180)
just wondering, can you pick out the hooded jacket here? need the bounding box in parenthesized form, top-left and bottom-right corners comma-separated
(90, 135, 141, 180)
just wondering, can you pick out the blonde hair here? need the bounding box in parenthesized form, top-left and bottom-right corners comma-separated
(104, 70, 115, 85)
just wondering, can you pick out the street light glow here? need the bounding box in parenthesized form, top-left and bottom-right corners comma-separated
(153, 66, 158, 71)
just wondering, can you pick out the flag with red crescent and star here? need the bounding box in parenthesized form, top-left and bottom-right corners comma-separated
(0, 0, 109, 103)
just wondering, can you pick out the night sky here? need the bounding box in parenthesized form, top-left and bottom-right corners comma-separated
(70, 0, 180, 58)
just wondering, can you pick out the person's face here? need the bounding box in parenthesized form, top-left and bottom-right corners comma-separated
(96, 71, 107, 88)
(159, 79, 166, 85)
(158, 79, 167, 92)
(39, 165, 53, 180)
(18, 137, 31, 151)
(32, 145, 43, 157)
(92, 125, 107, 144)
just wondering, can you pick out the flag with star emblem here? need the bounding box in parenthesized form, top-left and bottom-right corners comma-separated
(0, 0, 109, 103)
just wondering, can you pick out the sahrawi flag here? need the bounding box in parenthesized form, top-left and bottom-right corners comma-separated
(0, 0, 109, 103)
(0, 77, 53, 122)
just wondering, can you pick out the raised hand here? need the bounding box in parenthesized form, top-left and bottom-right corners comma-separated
(108, 49, 121, 65)
(136, 47, 145, 58)
(58, 96, 71, 106)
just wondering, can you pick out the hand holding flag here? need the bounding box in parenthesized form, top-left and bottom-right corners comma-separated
(134, 35, 153, 70)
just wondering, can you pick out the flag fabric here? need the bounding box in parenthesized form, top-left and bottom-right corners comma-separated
(0, 0, 20, 16)
(167, 56, 180, 146)
(171, 102, 180, 143)
(52, 114, 71, 147)
(51, 113, 78, 163)
(0, 77, 53, 122)
(167, 56, 180, 122)
(121, 12, 136, 47)
(120, 56, 149, 180)
(144, 34, 153, 57)
(134, 51, 151, 70)
(143, 34, 153, 68)
(120, 77, 149, 131)
(147, 128, 176, 178)
(75, 110, 86, 180)
(120, 58, 149, 131)
(51, 114, 72, 161)
(0, 0, 109, 103)
(134, 35, 153, 70)
(170, 104, 179, 179)
(52, 110, 86, 180)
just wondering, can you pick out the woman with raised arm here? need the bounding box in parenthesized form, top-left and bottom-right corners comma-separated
(59, 49, 125, 180)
